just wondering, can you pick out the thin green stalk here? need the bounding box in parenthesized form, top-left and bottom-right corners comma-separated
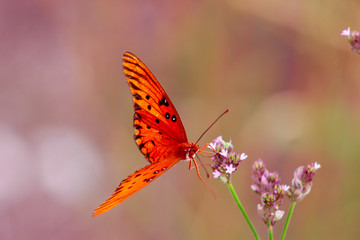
(267, 219, 273, 240)
(227, 183, 260, 240)
(281, 202, 296, 240)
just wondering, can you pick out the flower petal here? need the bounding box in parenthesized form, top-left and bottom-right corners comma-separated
(341, 27, 351, 36)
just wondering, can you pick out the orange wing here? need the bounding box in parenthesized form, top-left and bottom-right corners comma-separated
(93, 159, 179, 216)
(123, 52, 188, 163)
(93, 52, 193, 216)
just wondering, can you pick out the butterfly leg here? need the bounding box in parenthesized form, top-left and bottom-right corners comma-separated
(200, 143, 210, 151)
(191, 157, 216, 198)
(192, 157, 207, 185)
(197, 143, 216, 157)
(188, 155, 211, 178)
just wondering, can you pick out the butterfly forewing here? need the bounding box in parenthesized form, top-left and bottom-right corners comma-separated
(123, 52, 188, 143)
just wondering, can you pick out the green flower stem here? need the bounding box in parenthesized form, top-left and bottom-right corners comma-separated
(227, 183, 260, 240)
(281, 201, 296, 240)
(267, 219, 273, 240)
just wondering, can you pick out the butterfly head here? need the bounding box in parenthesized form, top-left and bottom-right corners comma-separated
(184, 142, 200, 160)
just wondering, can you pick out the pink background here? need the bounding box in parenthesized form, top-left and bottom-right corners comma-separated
(0, 0, 359, 239)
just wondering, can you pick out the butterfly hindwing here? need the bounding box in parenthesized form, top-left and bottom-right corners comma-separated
(133, 112, 184, 163)
(93, 159, 179, 216)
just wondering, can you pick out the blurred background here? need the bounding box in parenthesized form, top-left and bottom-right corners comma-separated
(1, 0, 359, 239)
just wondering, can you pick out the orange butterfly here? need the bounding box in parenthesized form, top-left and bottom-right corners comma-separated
(93, 52, 205, 216)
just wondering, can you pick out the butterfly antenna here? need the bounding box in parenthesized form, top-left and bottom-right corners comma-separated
(195, 108, 230, 144)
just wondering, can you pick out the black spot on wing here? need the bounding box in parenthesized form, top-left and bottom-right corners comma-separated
(163, 98, 169, 107)
(143, 176, 156, 182)
(134, 103, 142, 111)
(134, 124, 142, 130)
(133, 93, 142, 100)
(159, 96, 168, 106)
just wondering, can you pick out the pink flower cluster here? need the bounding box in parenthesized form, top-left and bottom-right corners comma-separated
(251, 160, 321, 226)
(341, 27, 360, 54)
(251, 160, 289, 226)
(209, 136, 247, 183)
(288, 162, 321, 201)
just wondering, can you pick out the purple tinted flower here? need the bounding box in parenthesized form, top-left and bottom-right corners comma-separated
(280, 185, 290, 192)
(257, 189, 287, 226)
(341, 27, 351, 36)
(213, 170, 221, 178)
(251, 160, 281, 194)
(251, 160, 289, 226)
(225, 164, 236, 174)
(288, 162, 321, 201)
(341, 27, 360, 54)
(209, 136, 246, 183)
(220, 148, 229, 157)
